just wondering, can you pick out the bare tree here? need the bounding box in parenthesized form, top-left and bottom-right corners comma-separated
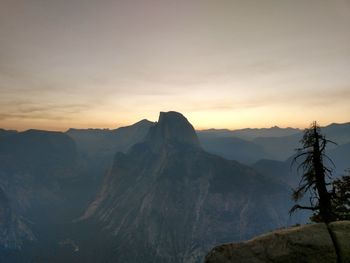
(290, 121, 336, 223)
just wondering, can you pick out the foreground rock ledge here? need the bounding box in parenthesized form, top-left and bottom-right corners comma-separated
(205, 221, 350, 263)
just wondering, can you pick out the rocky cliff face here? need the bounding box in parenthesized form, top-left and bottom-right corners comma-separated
(0, 130, 79, 249)
(205, 221, 350, 263)
(0, 187, 34, 249)
(82, 111, 293, 263)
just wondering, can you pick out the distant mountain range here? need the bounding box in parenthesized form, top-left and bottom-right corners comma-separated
(0, 114, 348, 262)
(197, 126, 301, 140)
(199, 122, 350, 168)
(67, 119, 153, 158)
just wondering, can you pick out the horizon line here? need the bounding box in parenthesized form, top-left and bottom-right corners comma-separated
(2, 120, 349, 134)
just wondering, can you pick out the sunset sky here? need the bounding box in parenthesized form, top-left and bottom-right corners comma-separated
(1, 0, 350, 131)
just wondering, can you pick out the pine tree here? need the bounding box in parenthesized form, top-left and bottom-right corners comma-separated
(331, 173, 350, 220)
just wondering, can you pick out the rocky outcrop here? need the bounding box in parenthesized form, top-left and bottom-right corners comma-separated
(205, 221, 350, 263)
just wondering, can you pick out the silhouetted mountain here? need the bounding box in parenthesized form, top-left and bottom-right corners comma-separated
(67, 119, 154, 155)
(66, 119, 154, 178)
(197, 128, 303, 162)
(323, 122, 350, 144)
(252, 133, 302, 161)
(253, 142, 350, 205)
(253, 159, 291, 184)
(198, 136, 268, 164)
(0, 130, 83, 252)
(201, 122, 350, 162)
(0, 130, 77, 178)
(198, 126, 301, 141)
(81, 112, 294, 263)
(147, 111, 200, 147)
(199, 132, 301, 162)
(328, 142, 350, 175)
(0, 129, 17, 138)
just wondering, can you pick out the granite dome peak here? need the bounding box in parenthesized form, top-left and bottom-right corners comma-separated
(145, 111, 200, 148)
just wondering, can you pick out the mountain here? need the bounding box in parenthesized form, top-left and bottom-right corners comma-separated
(66, 119, 154, 156)
(0, 129, 17, 138)
(0, 130, 84, 252)
(328, 142, 350, 175)
(205, 221, 350, 263)
(197, 128, 302, 162)
(0, 187, 34, 250)
(0, 130, 77, 178)
(253, 142, 350, 189)
(198, 136, 268, 164)
(198, 131, 302, 163)
(252, 122, 350, 161)
(252, 159, 292, 184)
(81, 111, 294, 263)
(197, 126, 301, 141)
(66, 119, 154, 178)
(323, 122, 350, 145)
(200, 122, 350, 162)
(252, 133, 302, 161)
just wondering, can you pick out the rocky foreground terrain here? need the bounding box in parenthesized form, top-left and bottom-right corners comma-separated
(205, 221, 350, 263)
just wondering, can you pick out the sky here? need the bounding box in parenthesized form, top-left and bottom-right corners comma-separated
(1, 0, 350, 131)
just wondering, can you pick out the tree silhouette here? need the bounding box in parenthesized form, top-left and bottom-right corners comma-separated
(331, 173, 350, 220)
(290, 121, 336, 222)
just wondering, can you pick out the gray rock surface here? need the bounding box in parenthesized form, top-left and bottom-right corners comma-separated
(205, 221, 350, 263)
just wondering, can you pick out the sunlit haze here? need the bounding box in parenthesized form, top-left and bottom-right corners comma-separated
(1, 0, 350, 131)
